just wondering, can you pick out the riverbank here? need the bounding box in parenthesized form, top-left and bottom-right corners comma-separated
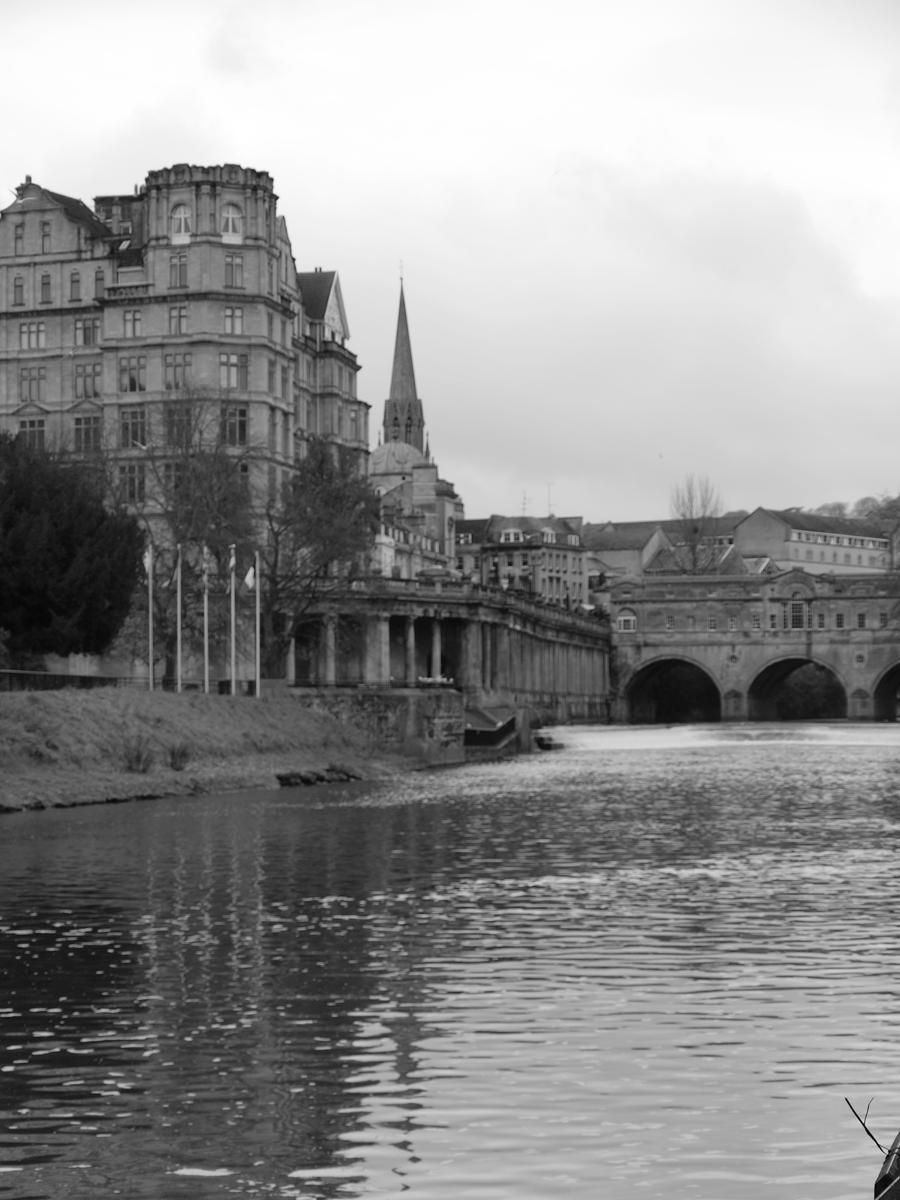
(0, 689, 408, 813)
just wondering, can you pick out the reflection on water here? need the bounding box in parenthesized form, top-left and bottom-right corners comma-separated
(1, 725, 900, 1198)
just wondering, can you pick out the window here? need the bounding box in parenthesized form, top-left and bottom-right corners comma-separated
(119, 405, 147, 448)
(221, 203, 242, 241)
(165, 403, 192, 447)
(880, 611, 889, 628)
(817, 612, 826, 630)
(40, 274, 51, 303)
(171, 203, 191, 241)
(118, 462, 146, 504)
(169, 305, 187, 335)
(225, 254, 243, 288)
(74, 414, 102, 453)
(74, 362, 102, 399)
(118, 356, 146, 393)
(857, 612, 867, 629)
(267, 359, 276, 392)
(164, 352, 191, 390)
(267, 258, 275, 295)
(221, 404, 248, 446)
(19, 322, 46, 349)
(18, 418, 45, 449)
(769, 612, 777, 630)
(752, 613, 761, 630)
(280, 366, 288, 399)
(12, 276, 24, 305)
(790, 596, 806, 629)
(727, 615, 737, 632)
(124, 310, 142, 338)
(75, 317, 101, 346)
(836, 612, 845, 630)
(224, 306, 243, 335)
(617, 608, 637, 632)
(665, 615, 675, 631)
(41, 221, 51, 253)
(267, 312, 274, 341)
(162, 461, 187, 495)
(219, 352, 248, 390)
(169, 254, 187, 288)
(708, 615, 718, 631)
(14, 224, 23, 255)
(94, 269, 105, 299)
(70, 271, 81, 301)
(19, 366, 46, 403)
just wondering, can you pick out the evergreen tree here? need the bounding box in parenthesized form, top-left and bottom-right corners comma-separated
(0, 435, 144, 659)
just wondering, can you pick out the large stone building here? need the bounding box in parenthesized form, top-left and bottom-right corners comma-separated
(0, 165, 369, 511)
(455, 514, 589, 606)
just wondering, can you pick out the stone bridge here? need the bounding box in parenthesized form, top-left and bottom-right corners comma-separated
(609, 569, 900, 722)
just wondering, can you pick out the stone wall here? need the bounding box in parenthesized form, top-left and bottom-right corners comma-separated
(288, 686, 466, 766)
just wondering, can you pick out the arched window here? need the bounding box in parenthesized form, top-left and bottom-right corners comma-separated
(617, 608, 637, 632)
(171, 204, 191, 242)
(221, 203, 242, 242)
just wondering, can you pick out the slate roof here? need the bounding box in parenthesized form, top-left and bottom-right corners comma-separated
(761, 507, 889, 539)
(458, 515, 583, 545)
(44, 188, 111, 238)
(296, 270, 336, 321)
(5, 182, 112, 239)
(583, 523, 663, 551)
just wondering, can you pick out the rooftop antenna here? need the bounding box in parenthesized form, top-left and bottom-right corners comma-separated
(547, 481, 555, 516)
(521, 490, 530, 515)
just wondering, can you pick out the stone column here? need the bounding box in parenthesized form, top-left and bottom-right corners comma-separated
(322, 615, 337, 687)
(285, 636, 296, 685)
(430, 618, 442, 680)
(496, 624, 510, 690)
(364, 615, 390, 684)
(405, 616, 417, 684)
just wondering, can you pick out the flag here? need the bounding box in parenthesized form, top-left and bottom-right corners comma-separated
(243, 565, 256, 590)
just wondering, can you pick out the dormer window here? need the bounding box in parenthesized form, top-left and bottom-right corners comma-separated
(221, 203, 242, 243)
(171, 204, 191, 243)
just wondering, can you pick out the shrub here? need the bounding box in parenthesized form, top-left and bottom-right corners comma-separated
(167, 740, 192, 771)
(122, 733, 153, 774)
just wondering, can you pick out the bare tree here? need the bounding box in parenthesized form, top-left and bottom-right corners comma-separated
(669, 474, 723, 573)
(260, 438, 380, 675)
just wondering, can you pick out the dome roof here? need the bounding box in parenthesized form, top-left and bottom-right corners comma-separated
(370, 440, 428, 475)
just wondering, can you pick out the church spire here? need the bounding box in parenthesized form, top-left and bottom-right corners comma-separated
(383, 283, 425, 452)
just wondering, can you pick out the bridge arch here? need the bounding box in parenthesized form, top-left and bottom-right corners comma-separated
(747, 656, 847, 721)
(625, 656, 721, 724)
(872, 662, 900, 721)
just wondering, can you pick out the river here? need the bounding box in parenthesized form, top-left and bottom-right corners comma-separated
(1, 724, 899, 1199)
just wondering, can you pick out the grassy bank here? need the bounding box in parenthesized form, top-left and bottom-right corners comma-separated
(0, 689, 404, 813)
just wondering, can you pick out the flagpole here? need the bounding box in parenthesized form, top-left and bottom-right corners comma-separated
(255, 549, 261, 699)
(176, 543, 182, 694)
(147, 542, 154, 693)
(202, 544, 210, 695)
(229, 543, 236, 696)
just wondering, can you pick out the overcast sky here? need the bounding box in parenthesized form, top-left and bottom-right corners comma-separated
(5, 0, 900, 521)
